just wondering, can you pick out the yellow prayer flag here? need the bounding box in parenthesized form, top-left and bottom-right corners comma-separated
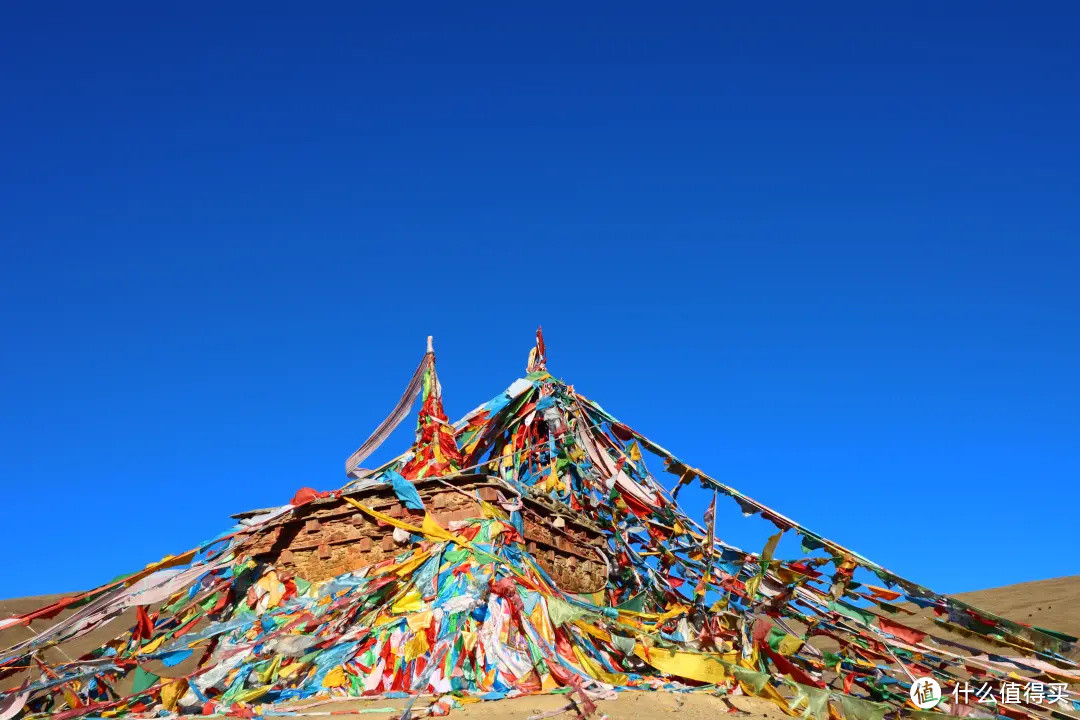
(573, 644, 629, 685)
(278, 661, 309, 680)
(480, 501, 507, 520)
(387, 551, 432, 579)
(234, 686, 270, 704)
(256, 655, 281, 684)
(321, 666, 348, 688)
(762, 530, 783, 563)
(403, 632, 430, 661)
(391, 586, 424, 614)
(136, 634, 168, 655)
(635, 646, 735, 684)
(160, 678, 188, 711)
(407, 610, 434, 631)
(774, 632, 804, 656)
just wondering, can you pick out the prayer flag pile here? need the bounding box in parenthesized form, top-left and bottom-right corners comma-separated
(1, 331, 1076, 720)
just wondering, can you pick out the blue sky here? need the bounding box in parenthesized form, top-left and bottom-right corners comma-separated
(1, 2, 1077, 599)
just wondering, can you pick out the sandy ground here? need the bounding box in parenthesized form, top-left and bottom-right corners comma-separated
(2, 576, 1078, 718)
(273, 690, 783, 720)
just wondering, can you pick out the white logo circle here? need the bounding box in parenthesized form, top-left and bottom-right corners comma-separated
(910, 677, 942, 709)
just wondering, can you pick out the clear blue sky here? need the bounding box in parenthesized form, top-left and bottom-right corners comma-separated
(1, 2, 1077, 599)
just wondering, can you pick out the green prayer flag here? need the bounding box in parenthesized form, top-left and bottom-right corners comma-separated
(788, 681, 830, 720)
(834, 694, 889, 720)
(732, 665, 770, 693)
(767, 626, 804, 655)
(547, 596, 591, 626)
(132, 666, 159, 694)
(617, 591, 647, 613)
(610, 633, 637, 655)
(829, 600, 876, 627)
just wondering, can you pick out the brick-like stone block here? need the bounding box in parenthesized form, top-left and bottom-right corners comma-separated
(243, 476, 608, 591)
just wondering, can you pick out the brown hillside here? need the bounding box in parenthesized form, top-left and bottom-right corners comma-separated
(898, 575, 1080, 641)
